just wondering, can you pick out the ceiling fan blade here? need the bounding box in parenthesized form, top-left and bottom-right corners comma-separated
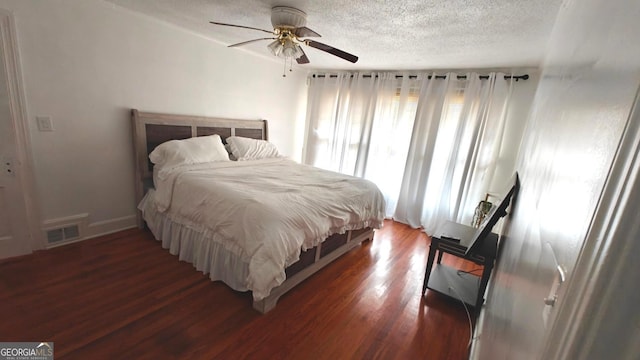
(305, 40, 358, 63)
(294, 26, 321, 38)
(228, 37, 275, 48)
(209, 21, 274, 35)
(296, 47, 310, 64)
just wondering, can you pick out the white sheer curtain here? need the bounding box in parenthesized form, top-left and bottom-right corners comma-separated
(304, 72, 514, 234)
(395, 73, 514, 232)
(304, 73, 418, 214)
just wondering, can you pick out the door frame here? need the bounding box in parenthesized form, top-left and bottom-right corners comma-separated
(1, 9, 43, 254)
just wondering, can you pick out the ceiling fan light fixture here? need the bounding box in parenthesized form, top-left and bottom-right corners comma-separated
(281, 40, 298, 58)
(293, 44, 304, 59)
(267, 40, 284, 56)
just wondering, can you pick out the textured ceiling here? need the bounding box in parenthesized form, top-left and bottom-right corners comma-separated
(104, 0, 563, 71)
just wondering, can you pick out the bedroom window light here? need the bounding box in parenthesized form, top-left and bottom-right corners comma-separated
(364, 82, 419, 209)
(424, 88, 466, 211)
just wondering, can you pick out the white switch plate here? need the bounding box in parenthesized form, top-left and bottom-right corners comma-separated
(36, 116, 54, 131)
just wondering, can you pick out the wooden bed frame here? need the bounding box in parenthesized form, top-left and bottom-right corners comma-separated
(131, 109, 374, 313)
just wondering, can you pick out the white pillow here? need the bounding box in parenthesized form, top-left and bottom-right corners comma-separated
(149, 134, 230, 169)
(226, 136, 280, 161)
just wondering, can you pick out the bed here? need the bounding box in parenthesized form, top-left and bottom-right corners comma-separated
(131, 109, 385, 313)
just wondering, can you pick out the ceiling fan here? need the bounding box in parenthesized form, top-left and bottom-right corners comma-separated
(210, 6, 358, 70)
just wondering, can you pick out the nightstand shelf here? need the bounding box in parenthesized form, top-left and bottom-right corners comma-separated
(422, 221, 499, 312)
(426, 264, 481, 307)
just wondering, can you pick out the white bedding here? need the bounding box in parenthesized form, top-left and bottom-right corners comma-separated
(142, 157, 385, 300)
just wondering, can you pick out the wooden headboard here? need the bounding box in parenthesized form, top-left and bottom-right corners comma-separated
(131, 109, 268, 228)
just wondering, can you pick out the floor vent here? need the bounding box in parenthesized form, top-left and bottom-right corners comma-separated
(46, 225, 80, 244)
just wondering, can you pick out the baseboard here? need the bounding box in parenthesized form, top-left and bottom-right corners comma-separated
(468, 306, 484, 359)
(86, 215, 137, 239)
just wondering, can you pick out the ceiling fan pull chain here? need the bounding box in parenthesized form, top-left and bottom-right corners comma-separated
(283, 58, 286, 78)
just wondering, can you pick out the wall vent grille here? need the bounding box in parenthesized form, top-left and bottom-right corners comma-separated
(46, 225, 80, 244)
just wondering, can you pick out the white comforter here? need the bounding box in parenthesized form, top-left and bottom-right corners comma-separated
(149, 158, 385, 300)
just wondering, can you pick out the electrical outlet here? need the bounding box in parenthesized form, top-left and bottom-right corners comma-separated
(36, 116, 54, 132)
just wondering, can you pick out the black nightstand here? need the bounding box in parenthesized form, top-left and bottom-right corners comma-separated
(421, 221, 498, 313)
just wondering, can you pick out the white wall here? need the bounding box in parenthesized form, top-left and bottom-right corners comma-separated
(472, 0, 640, 358)
(0, 0, 308, 242)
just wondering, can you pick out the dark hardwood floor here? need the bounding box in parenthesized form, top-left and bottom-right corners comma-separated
(0, 220, 478, 359)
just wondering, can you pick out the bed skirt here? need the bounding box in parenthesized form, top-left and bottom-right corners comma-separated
(139, 194, 252, 293)
(138, 193, 376, 312)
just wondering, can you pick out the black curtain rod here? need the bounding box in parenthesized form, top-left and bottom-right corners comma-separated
(312, 74, 530, 81)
